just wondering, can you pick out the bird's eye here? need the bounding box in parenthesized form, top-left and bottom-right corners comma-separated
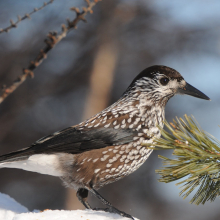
(160, 78, 169, 86)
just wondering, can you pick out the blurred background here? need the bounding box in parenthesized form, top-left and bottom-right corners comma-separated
(0, 0, 219, 219)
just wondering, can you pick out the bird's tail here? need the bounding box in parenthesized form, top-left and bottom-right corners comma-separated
(0, 148, 63, 177)
(0, 149, 29, 164)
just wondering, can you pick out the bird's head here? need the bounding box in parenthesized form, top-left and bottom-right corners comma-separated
(127, 65, 210, 105)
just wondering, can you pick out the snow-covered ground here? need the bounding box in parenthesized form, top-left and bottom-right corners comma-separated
(0, 192, 138, 220)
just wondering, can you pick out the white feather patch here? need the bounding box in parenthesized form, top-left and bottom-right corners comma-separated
(0, 154, 62, 176)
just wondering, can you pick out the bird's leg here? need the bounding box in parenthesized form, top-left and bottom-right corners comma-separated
(89, 187, 134, 220)
(76, 188, 92, 209)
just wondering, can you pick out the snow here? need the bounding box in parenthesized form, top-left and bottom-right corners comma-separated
(0, 193, 28, 220)
(14, 210, 135, 220)
(0, 192, 138, 220)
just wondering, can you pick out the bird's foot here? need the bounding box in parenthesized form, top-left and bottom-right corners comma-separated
(93, 207, 134, 220)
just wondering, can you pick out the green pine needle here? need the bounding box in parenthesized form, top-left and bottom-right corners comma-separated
(149, 114, 220, 205)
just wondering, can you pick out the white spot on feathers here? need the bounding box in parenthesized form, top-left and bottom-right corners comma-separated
(127, 118, 132, 123)
(129, 124, 134, 129)
(101, 155, 110, 161)
(113, 120, 117, 125)
(134, 118, 140, 124)
(110, 168, 116, 173)
(94, 123, 100, 127)
(93, 158, 99, 163)
(114, 125, 119, 129)
(94, 169, 100, 173)
(104, 123, 111, 128)
(137, 124, 142, 130)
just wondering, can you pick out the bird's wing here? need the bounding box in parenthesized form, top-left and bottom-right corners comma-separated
(0, 126, 138, 162)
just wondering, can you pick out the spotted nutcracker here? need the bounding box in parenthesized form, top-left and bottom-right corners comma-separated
(0, 65, 210, 219)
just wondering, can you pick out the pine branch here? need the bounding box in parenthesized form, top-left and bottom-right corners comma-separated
(0, 0, 101, 104)
(0, 0, 54, 34)
(148, 115, 220, 205)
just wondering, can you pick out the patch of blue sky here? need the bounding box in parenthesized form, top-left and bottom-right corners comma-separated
(149, 0, 220, 28)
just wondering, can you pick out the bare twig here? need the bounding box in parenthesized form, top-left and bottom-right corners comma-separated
(0, 0, 54, 34)
(0, 0, 101, 104)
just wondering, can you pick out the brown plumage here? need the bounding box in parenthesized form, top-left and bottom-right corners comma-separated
(0, 65, 210, 219)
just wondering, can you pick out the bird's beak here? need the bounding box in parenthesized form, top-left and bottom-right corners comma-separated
(178, 82, 210, 100)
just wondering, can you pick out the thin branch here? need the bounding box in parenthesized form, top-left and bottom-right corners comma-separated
(0, 0, 54, 34)
(0, 0, 101, 104)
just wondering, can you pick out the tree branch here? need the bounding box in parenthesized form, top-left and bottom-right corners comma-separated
(147, 115, 220, 205)
(0, 0, 101, 104)
(0, 0, 54, 34)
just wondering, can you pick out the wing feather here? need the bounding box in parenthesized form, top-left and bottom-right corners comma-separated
(0, 127, 138, 163)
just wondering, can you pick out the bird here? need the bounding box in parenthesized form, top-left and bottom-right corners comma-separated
(0, 65, 210, 219)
